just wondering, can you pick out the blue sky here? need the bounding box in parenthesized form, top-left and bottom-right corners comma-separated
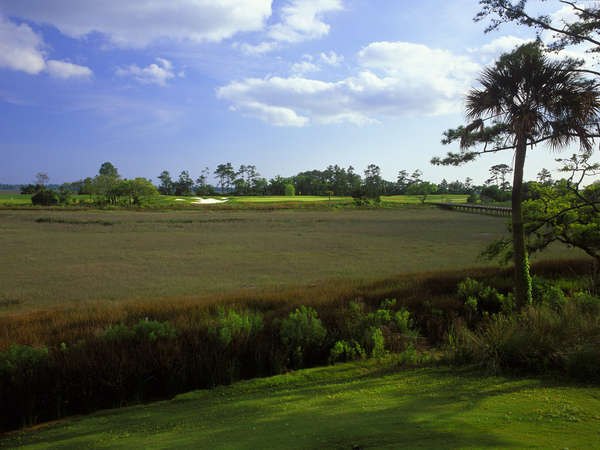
(0, 0, 591, 185)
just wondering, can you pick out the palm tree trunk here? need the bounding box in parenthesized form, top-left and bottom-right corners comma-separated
(512, 136, 533, 308)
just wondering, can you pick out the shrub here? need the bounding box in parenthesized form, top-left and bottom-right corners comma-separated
(366, 327, 386, 359)
(31, 188, 58, 206)
(280, 306, 326, 367)
(328, 340, 365, 364)
(209, 307, 264, 347)
(104, 319, 176, 343)
(0, 345, 50, 428)
(457, 278, 514, 316)
(446, 302, 600, 378)
(571, 292, 600, 315)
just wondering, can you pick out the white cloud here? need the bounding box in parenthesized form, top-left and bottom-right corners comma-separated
(320, 50, 343, 66)
(237, 41, 280, 55)
(1, 0, 273, 48)
(291, 60, 320, 75)
(0, 16, 46, 74)
(116, 58, 176, 86)
(46, 60, 92, 79)
(238, 0, 342, 55)
(268, 0, 343, 43)
(472, 35, 533, 60)
(0, 16, 93, 78)
(217, 41, 480, 127)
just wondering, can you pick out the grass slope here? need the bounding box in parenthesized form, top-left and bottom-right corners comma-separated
(3, 360, 599, 449)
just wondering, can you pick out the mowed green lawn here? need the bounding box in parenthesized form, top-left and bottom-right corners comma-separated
(3, 361, 599, 449)
(0, 208, 584, 313)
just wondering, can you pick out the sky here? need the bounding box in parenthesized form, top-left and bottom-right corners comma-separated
(0, 0, 595, 186)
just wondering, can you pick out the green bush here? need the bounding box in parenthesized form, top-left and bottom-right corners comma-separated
(328, 340, 365, 364)
(446, 302, 600, 378)
(209, 307, 264, 347)
(457, 278, 514, 316)
(104, 319, 176, 343)
(571, 292, 600, 315)
(31, 188, 58, 206)
(366, 327, 386, 359)
(280, 306, 327, 367)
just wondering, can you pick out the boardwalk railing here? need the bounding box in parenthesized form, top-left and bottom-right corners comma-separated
(428, 202, 512, 216)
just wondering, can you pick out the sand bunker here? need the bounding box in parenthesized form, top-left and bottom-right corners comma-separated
(190, 197, 228, 204)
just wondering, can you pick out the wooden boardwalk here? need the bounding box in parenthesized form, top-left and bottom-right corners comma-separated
(428, 202, 512, 216)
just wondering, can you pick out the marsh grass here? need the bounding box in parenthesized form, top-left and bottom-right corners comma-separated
(0, 208, 585, 313)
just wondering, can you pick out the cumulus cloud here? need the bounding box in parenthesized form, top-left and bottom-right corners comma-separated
(237, 0, 343, 55)
(0, 16, 46, 74)
(0, 16, 92, 78)
(217, 41, 481, 127)
(46, 60, 92, 79)
(471, 35, 533, 60)
(320, 50, 343, 66)
(291, 60, 320, 75)
(268, 0, 343, 43)
(0, 0, 272, 48)
(238, 41, 280, 55)
(116, 58, 178, 86)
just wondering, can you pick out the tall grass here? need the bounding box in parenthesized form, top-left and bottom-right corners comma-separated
(0, 258, 595, 431)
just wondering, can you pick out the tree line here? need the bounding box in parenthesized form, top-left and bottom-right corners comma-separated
(152, 163, 479, 198)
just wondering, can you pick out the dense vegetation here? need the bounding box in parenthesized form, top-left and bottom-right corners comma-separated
(1, 257, 598, 432)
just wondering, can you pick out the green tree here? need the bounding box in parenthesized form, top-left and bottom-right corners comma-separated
(157, 170, 175, 195)
(486, 164, 512, 191)
(485, 154, 600, 288)
(433, 43, 600, 307)
(284, 183, 295, 196)
(406, 181, 437, 203)
(119, 178, 158, 205)
(364, 164, 383, 199)
(214, 163, 235, 193)
(99, 162, 119, 178)
(536, 168, 553, 186)
(174, 170, 194, 196)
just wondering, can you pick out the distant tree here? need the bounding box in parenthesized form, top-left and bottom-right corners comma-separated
(214, 163, 235, 193)
(157, 170, 175, 195)
(268, 175, 291, 195)
(120, 178, 159, 205)
(364, 164, 383, 198)
(35, 172, 49, 186)
(407, 181, 437, 203)
(486, 164, 513, 191)
(195, 167, 211, 196)
(174, 170, 194, 196)
(397, 170, 410, 194)
(99, 162, 119, 178)
(536, 168, 553, 186)
(284, 183, 296, 196)
(437, 179, 449, 194)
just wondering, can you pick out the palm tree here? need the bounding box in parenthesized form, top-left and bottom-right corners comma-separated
(438, 43, 600, 307)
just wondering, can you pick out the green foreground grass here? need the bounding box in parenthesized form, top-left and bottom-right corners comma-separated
(0, 208, 583, 313)
(3, 360, 599, 449)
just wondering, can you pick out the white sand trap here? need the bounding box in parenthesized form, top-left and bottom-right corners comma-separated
(174, 198, 186, 201)
(191, 197, 228, 204)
